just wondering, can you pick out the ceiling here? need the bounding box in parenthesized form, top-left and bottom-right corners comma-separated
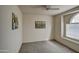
(19, 5, 78, 15)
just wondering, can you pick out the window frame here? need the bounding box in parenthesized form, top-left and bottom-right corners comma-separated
(61, 10, 79, 42)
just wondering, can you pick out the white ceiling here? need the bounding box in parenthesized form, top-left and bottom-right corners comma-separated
(19, 5, 78, 15)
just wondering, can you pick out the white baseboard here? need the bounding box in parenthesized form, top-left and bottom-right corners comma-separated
(22, 40, 49, 44)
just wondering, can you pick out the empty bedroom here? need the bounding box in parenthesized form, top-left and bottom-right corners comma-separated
(0, 5, 79, 53)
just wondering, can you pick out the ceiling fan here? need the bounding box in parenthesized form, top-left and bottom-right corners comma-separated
(34, 5, 60, 10)
(43, 5, 60, 10)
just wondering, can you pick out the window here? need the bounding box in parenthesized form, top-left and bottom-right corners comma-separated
(65, 13, 79, 40)
(70, 13, 79, 23)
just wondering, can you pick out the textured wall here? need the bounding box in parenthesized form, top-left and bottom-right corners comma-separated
(0, 6, 22, 52)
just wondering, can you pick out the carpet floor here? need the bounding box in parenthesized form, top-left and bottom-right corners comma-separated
(19, 40, 75, 53)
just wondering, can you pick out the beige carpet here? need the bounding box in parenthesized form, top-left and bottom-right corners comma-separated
(19, 40, 75, 53)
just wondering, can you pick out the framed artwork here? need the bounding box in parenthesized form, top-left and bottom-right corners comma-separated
(35, 21, 46, 29)
(12, 13, 18, 30)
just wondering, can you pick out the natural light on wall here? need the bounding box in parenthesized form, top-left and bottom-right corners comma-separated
(66, 13, 79, 40)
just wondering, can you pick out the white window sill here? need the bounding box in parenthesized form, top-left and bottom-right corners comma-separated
(63, 37, 79, 44)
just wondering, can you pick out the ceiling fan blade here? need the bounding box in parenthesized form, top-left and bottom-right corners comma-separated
(46, 8, 60, 10)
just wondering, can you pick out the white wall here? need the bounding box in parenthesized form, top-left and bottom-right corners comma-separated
(0, 6, 22, 53)
(23, 14, 53, 43)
